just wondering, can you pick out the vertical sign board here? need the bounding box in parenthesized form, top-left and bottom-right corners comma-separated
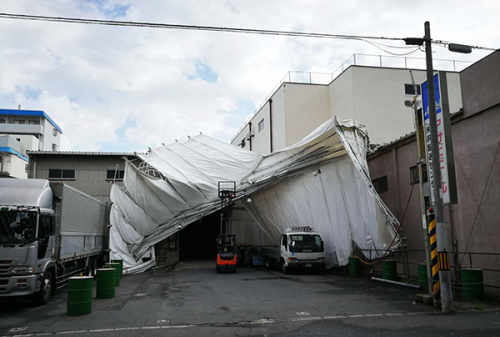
(421, 73, 457, 205)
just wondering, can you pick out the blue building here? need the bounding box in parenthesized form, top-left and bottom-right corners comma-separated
(0, 108, 62, 178)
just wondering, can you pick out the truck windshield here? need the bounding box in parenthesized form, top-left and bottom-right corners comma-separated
(0, 211, 38, 244)
(289, 234, 323, 252)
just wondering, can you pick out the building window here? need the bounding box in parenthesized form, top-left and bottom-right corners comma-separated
(14, 119, 25, 124)
(28, 120, 40, 125)
(410, 165, 428, 184)
(48, 169, 76, 180)
(258, 119, 264, 132)
(106, 169, 125, 181)
(405, 84, 421, 96)
(52, 144, 58, 151)
(0, 118, 5, 123)
(372, 176, 388, 194)
(53, 128, 58, 136)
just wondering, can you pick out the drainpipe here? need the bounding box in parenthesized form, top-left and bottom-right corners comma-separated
(248, 122, 252, 151)
(269, 99, 273, 153)
(392, 148, 401, 217)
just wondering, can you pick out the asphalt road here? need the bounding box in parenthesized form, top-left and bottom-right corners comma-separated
(1, 260, 499, 336)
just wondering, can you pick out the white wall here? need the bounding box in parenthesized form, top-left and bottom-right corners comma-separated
(0, 154, 28, 178)
(284, 84, 330, 146)
(15, 135, 39, 155)
(328, 67, 462, 146)
(41, 118, 61, 151)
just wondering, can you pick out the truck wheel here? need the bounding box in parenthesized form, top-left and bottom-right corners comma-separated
(33, 270, 52, 305)
(281, 262, 288, 274)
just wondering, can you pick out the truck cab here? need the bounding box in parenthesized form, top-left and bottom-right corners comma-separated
(280, 227, 325, 273)
(0, 206, 57, 304)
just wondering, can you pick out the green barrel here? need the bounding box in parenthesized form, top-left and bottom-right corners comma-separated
(96, 268, 116, 299)
(382, 260, 397, 281)
(418, 263, 428, 290)
(111, 259, 123, 279)
(461, 268, 484, 300)
(349, 256, 361, 276)
(67, 276, 93, 316)
(105, 263, 121, 286)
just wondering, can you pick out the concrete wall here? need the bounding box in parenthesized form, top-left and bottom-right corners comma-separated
(154, 234, 179, 268)
(284, 84, 330, 146)
(460, 51, 500, 118)
(366, 52, 500, 289)
(0, 154, 28, 178)
(29, 154, 132, 202)
(351, 67, 425, 145)
(41, 118, 61, 151)
(232, 66, 463, 155)
(231, 84, 288, 155)
(368, 107, 500, 288)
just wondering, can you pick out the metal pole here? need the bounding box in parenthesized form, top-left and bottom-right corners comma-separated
(424, 21, 452, 313)
(409, 70, 433, 295)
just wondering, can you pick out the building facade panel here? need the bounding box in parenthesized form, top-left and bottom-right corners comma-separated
(284, 83, 330, 146)
(460, 51, 500, 118)
(28, 153, 134, 203)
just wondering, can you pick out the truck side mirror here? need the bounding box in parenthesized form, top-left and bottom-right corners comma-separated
(321, 241, 324, 250)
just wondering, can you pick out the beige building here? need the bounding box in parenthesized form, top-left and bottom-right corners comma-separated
(231, 65, 462, 155)
(27, 151, 136, 203)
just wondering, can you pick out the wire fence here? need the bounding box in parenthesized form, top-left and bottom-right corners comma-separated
(356, 248, 500, 290)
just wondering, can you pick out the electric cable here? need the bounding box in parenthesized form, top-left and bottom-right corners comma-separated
(0, 12, 405, 42)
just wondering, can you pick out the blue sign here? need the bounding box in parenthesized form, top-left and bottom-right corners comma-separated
(421, 73, 441, 121)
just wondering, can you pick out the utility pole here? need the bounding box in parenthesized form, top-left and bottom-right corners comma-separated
(408, 70, 433, 295)
(423, 21, 452, 313)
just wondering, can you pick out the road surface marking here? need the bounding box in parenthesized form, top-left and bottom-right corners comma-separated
(9, 328, 28, 333)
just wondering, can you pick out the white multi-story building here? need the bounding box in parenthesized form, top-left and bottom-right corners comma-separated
(0, 109, 62, 178)
(231, 61, 463, 155)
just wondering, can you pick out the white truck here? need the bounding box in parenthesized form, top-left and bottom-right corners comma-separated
(260, 227, 326, 273)
(0, 179, 109, 305)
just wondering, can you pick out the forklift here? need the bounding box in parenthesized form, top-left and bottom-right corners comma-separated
(216, 181, 237, 274)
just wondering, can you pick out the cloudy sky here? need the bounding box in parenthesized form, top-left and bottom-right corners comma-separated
(1, 1, 498, 152)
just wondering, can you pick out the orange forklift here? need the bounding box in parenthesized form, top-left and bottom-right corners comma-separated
(216, 181, 237, 273)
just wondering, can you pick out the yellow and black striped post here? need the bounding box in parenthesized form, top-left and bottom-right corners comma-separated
(428, 209, 440, 294)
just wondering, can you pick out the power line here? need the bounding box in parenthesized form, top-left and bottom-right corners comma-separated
(1, 13, 495, 52)
(0, 12, 404, 42)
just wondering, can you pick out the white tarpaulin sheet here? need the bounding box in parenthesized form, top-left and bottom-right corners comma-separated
(110, 117, 400, 272)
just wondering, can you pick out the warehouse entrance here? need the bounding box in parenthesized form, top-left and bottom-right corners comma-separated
(179, 211, 220, 261)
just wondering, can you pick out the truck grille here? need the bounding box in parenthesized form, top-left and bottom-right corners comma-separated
(0, 266, 11, 276)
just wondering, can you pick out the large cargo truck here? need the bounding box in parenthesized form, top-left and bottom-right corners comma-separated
(0, 179, 109, 305)
(260, 226, 326, 273)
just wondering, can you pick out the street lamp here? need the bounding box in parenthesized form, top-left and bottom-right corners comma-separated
(404, 21, 474, 314)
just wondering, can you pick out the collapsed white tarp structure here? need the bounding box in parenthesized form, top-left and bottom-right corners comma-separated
(110, 117, 401, 272)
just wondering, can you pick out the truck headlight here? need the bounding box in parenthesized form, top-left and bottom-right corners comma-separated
(9, 266, 35, 274)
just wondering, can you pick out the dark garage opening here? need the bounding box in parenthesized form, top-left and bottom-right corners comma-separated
(179, 211, 220, 261)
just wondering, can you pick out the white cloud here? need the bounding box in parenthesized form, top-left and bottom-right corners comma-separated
(0, 0, 498, 151)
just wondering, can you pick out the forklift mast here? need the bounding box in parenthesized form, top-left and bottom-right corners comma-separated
(218, 181, 236, 234)
(216, 181, 237, 273)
